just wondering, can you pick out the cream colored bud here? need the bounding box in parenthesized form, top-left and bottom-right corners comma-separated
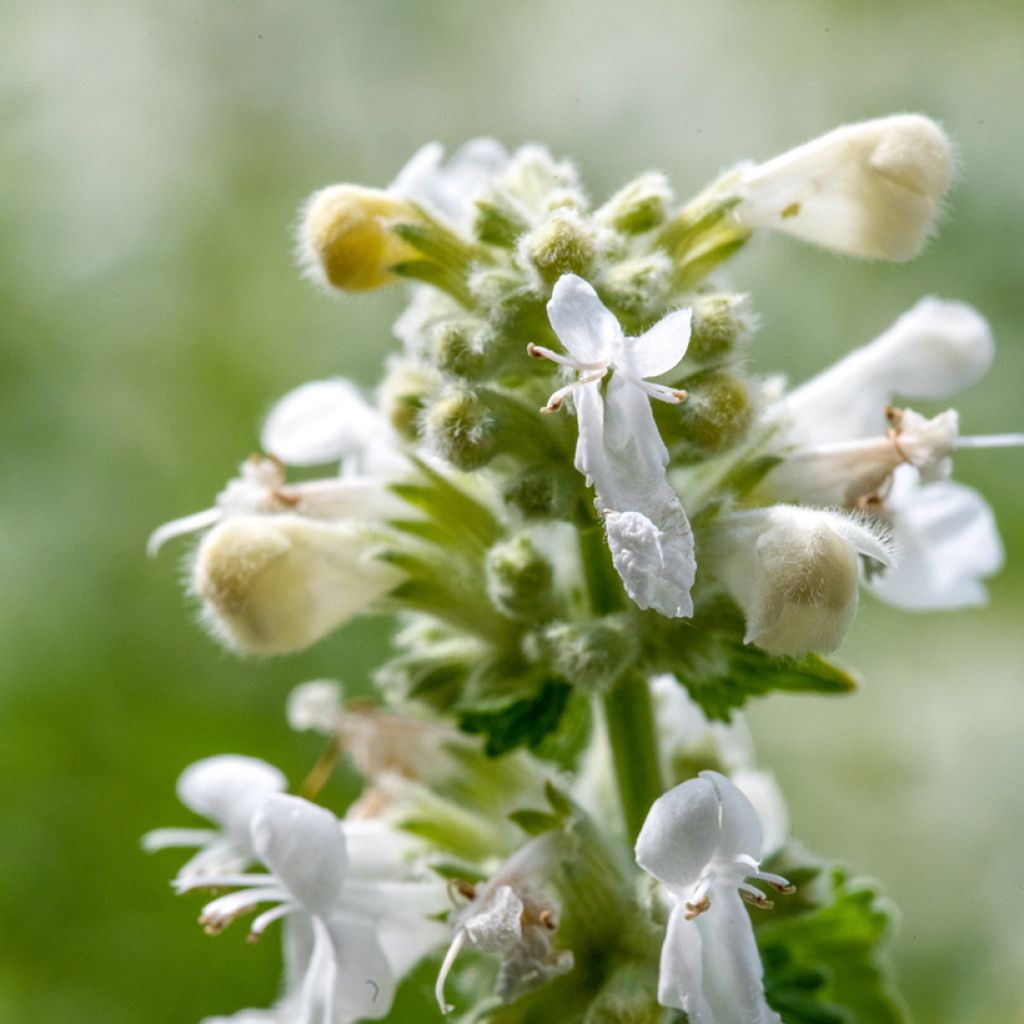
(297, 184, 421, 291)
(709, 507, 892, 656)
(193, 515, 403, 655)
(734, 114, 953, 260)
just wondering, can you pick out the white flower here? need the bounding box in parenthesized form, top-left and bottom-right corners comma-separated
(192, 514, 405, 655)
(708, 505, 893, 656)
(649, 677, 790, 856)
(389, 138, 509, 228)
(732, 114, 953, 261)
(635, 770, 793, 1024)
(150, 379, 409, 556)
(435, 833, 573, 1013)
(761, 302, 1021, 610)
(867, 466, 1006, 610)
(535, 273, 696, 617)
(772, 297, 994, 446)
(142, 755, 286, 878)
(287, 680, 345, 735)
(178, 794, 447, 1024)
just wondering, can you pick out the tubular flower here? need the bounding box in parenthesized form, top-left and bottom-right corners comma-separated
(760, 300, 1022, 610)
(536, 273, 696, 617)
(435, 834, 573, 1013)
(635, 771, 793, 1024)
(142, 755, 287, 878)
(177, 794, 447, 1024)
(707, 506, 893, 656)
(192, 514, 405, 655)
(732, 114, 953, 261)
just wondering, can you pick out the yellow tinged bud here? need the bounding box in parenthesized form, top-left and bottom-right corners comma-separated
(193, 515, 403, 655)
(298, 185, 421, 292)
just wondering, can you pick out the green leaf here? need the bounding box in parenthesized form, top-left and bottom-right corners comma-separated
(508, 809, 562, 835)
(459, 680, 571, 756)
(647, 600, 857, 720)
(757, 868, 909, 1024)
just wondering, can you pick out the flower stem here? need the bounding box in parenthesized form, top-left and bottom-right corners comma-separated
(578, 525, 663, 843)
(602, 672, 663, 843)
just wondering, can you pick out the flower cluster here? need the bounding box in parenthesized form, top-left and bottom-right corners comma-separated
(148, 117, 1020, 1022)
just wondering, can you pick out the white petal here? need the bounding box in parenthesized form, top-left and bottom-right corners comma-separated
(177, 755, 287, 838)
(261, 379, 384, 468)
(870, 473, 1004, 610)
(376, 913, 449, 981)
(546, 275, 622, 365)
(778, 298, 993, 444)
(598, 378, 695, 617)
(700, 771, 764, 862)
(323, 916, 396, 1023)
(732, 771, 790, 858)
(251, 795, 348, 913)
(636, 777, 720, 893)
(193, 515, 405, 655)
(287, 680, 343, 734)
(734, 114, 951, 262)
(624, 307, 692, 380)
(463, 885, 524, 954)
(657, 904, 713, 1021)
(696, 888, 780, 1024)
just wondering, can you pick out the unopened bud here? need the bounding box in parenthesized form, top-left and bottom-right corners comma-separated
(193, 515, 402, 655)
(297, 185, 420, 292)
(657, 370, 753, 454)
(687, 294, 751, 363)
(539, 618, 635, 693)
(596, 172, 674, 234)
(598, 254, 673, 317)
(502, 466, 578, 521)
(708, 506, 892, 656)
(485, 534, 554, 619)
(733, 114, 953, 261)
(423, 386, 497, 470)
(521, 211, 597, 285)
(378, 359, 439, 441)
(432, 320, 488, 380)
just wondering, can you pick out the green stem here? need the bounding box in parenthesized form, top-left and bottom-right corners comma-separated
(578, 526, 663, 843)
(602, 672, 663, 843)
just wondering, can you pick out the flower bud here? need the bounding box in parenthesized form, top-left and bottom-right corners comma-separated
(538, 618, 636, 693)
(596, 172, 674, 234)
(297, 184, 421, 292)
(655, 369, 753, 455)
(432, 319, 489, 380)
(378, 358, 439, 441)
(597, 253, 673, 318)
(193, 515, 403, 655)
(520, 210, 598, 286)
(501, 465, 578, 522)
(707, 506, 892, 656)
(485, 534, 554, 619)
(286, 679, 344, 734)
(733, 114, 953, 260)
(422, 385, 498, 470)
(687, 293, 751, 363)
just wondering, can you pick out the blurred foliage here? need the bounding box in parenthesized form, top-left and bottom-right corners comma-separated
(2, 0, 1023, 1021)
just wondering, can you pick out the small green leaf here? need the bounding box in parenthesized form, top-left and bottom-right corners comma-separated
(459, 680, 571, 756)
(757, 868, 909, 1024)
(508, 809, 562, 835)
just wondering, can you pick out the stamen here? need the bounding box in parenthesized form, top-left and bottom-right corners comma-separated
(956, 433, 1024, 449)
(638, 380, 688, 405)
(739, 883, 774, 909)
(247, 901, 297, 942)
(540, 370, 607, 413)
(684, 894, 711, 920)
(435, 928, 468, 1014)
(527, 342, 609, 372)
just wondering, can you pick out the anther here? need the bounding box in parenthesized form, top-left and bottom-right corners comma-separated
(684, 895, 711, 920)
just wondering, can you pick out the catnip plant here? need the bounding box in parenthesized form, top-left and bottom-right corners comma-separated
(147, 115, 1022, 1024)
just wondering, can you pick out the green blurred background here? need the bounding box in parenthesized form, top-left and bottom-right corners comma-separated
(3, 1, 1022, 1020)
